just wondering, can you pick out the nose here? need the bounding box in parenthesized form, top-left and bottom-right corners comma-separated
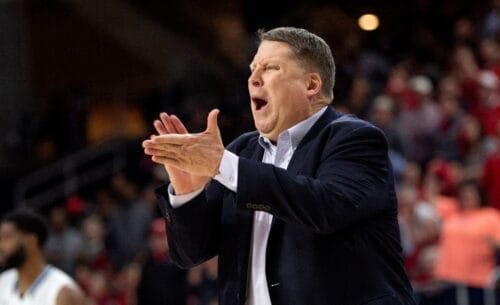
(248, 70, 263, 88)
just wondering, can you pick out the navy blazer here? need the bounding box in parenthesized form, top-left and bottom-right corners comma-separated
(157, 107, 416, 305)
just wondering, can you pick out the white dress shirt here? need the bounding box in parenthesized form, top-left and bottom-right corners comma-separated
(168, 107, 327, 305)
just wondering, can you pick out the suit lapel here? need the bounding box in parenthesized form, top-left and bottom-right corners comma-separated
(286, 106, 340, 175)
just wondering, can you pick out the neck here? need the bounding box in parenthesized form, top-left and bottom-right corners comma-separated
(311, 99, 328, 113)
(17, 251, 46, 293)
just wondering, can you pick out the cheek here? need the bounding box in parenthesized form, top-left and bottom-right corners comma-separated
(0, 240, 14, 256)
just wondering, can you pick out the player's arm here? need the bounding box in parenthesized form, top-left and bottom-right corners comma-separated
(56, 286, 89, 305)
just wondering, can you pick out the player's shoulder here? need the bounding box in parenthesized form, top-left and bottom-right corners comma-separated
(0, 268, 17, 282)
(46, 266, 76, 284)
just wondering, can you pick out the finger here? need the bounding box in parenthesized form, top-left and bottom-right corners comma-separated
(151, 134, 194, 145)
(144, 146, 166, 156)
(151, 155, 180, 167)
(143, 139, 164, 148)
(160, 112, 177, 134)
(144, 143, 184, 157)
(170, 115, 188, 134)
(154, 120, 168, 135)
(144, 145, 184, 157)
(142, 139, 154, 148)
(205, 109, 220, 134)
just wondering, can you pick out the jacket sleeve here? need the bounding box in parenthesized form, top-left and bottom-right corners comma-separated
(156, 181, 224, 269)
(235, 125, 395, 234)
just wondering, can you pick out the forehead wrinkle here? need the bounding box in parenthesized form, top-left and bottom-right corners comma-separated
(250, 43, 296, 67)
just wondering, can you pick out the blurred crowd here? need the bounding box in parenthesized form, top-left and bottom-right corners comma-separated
(39, 171, 218, 305)
(5, 0, 500, 304)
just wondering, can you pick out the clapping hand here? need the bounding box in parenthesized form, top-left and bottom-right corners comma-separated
(143, 109, 224, 194)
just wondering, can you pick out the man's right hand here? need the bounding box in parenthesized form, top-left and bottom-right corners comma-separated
(148, 112, 210, 195)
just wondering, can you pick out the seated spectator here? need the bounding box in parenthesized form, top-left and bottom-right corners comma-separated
(434, 180, 500, 297)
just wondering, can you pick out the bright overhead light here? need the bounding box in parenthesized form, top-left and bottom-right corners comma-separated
(358, 14, 379, 31)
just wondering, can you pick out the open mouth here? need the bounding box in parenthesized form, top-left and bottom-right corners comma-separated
(252, 98, 268, 111)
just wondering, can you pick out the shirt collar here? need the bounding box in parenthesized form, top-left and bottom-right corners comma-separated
(258, 106, 328, 151)
(13, 265, 51, 297)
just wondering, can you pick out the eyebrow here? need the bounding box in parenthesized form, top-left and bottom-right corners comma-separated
(249, 57, 282, 70)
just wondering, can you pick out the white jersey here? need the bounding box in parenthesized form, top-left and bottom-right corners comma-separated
(0, 265, 78, 305)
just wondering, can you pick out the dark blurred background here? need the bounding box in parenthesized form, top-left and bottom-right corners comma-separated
(1, 0, 500, 304)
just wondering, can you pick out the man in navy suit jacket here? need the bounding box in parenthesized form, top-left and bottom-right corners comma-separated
(143, 27, 416, 305)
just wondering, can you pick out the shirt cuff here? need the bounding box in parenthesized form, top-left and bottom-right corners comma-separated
(168, 184, 205, 208)
(214, 149, 238, 192)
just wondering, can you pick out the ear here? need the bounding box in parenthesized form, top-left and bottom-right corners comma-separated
(306, 73, 322, 98)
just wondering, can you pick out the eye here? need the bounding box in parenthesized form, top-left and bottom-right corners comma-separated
(265, 65, 280, 71)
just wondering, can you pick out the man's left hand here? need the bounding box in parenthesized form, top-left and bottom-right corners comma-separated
(143, 109, 224, 177)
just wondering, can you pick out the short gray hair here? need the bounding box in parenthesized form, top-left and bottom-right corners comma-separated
(258, 27, 336, 102)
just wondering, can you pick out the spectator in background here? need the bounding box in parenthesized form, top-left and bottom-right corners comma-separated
(482, 121, 500, 210)
(420, 173, 459, 221)
(44, 206, 83, 274)
(397, 183, 440, 285)
(482, 0, 500, 39)
(471, 70, 500, 137)
(346, 76, 371, 117)
(451, 45, 480, 109)
(93, 187, 118, 222)
(409, 76, 441, 131)
(107, 172, 153, 268)
(434, 180, 500, 305)
(435, 90, 465, 161)
(401, 75, 441, 163)
(185, 258, 218, 305)
(457, 116, 488, 180)
(370, 94, 407, 182)
(386, 63, 417, 110)
(453, 18, 477, 47)
(400, 161, 423, 190)
(79, 214, 109, 271)
(137, 218, 186, 305)
(478, 38, 500, 77)
(370, 94, 406, 156)
(391, 72, 441, 163)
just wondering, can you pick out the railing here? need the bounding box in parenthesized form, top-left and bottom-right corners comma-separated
(13, 139, 128, 209)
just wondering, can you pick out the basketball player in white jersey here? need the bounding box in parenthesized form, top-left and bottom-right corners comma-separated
(0, 210, 87, 305)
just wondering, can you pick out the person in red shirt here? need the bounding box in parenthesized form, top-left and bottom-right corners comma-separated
(472, 70, 500, 136)
(483, 130, 500, 210)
